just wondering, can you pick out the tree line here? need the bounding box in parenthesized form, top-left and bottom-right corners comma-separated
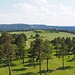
(51, 37, 75, 69)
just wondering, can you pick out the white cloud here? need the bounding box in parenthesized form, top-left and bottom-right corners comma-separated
(7, 14, 21, 19)
(59, 12, 75, 17)
(0, 13, 23, 23)
(47, 4, 74, 17)
(0, 14, 7, 18)
(59, 4, 71, 12)
(14, 2, 39, 13)
(1, 1, 75, 25)
(14, 2, 74, 25)
(40, 7, 50, 14)
(57, 4, 75, 17)
(14, 2, 58, 17)
(36, 0, 48, 5)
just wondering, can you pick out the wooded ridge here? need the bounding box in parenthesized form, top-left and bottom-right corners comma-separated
(0, 24, 75, 31)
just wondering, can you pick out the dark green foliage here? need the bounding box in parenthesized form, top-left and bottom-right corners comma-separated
(0, 32, 27, 75)
(28, 41, 37, 62)
(35, 33, 40, 38)
(28, 38, 43, 75)
(16, 33, 27, 63)
(15, 33, 27, 45)
(1, 32, 14, 75)
(29, 35, 34, 39)
(0, 45, 3, 63)
(42, 39, 52, 72)
(60, 39, 67, 69)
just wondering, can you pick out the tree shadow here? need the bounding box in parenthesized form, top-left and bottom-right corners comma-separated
(17, 72, 38, 75)
(24, 63, 39, 67)
(24, 61, 29, 63)
(56, 66, 73, 70)
(12, 68, 27, 71)
(67, 58, 75, 62)
(0, 64, 8, 68)
(0, 63, 17, 68)
(40, 70, 47, 73)
(3, 60, 8, 64)
(38, 69, 54, 73)
(11, 63, 17, 67)
(48, 70, 55, 73)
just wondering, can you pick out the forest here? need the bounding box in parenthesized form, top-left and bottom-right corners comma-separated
(0, 30, 75, 75)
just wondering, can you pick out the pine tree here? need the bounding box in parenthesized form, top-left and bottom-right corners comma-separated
(1, 32, 13, 75)
(61, 39, 67, 69)
(42, 39, 52, 72)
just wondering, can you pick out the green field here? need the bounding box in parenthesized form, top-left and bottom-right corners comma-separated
(0, 52, 75, 75)
(9, 31, 75, 40)
(0, 31, 75, 75)
(10, 31, 75, 44)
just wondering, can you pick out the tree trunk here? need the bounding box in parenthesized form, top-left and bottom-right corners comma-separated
(62, 55, 64, 69)
(56, 49, 57, 57)
(22, 53, 24, 64)
(34, 62, 35, 68)
(38, 46, 41, 75)
(8, 58, 11, 75)
(39, 59, 41, 75)
(8, 50, 11, 75)
(47, 58, 48, 72)
(33, 58, 35, 68)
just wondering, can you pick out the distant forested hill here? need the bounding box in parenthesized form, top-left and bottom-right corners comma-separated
(0, 24, 75, 31)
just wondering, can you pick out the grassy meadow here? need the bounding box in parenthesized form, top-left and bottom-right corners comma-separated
(0, 30, 75, 75)
(10, 30, 75, 44)
(0, 52, 75, 75)
(10, 30, 75, 40)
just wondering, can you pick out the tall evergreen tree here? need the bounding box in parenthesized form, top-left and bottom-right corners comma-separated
(19, 36, 25, 63)
(42, 39, 52, 72)
(72, 37, 75, 58)
(28, 41, 37, 68)
(16, 33, 27, 63)
(65, 37, 72, 57)
(34, 38, 43, 75)
(61, 39, 67, 69)
(1, 32, 13, 75)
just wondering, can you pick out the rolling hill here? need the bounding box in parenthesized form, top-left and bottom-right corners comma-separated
(0, 24, 75, 31)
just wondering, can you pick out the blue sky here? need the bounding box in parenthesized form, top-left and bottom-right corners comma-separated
(0, 0, 75, 26)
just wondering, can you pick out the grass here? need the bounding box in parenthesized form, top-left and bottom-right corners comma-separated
(9, 31, 75, 40)
(0, 53, 75, 75)
(1, 30, 75, 75)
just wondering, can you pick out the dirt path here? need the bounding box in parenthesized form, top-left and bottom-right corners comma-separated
(26, 41, 30, 48)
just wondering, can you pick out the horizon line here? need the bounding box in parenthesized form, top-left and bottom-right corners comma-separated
(0, 23, 75, 27)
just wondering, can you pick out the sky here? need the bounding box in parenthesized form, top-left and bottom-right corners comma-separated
(0, 0, 75, 26)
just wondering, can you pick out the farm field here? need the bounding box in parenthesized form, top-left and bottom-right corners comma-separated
(0, 30, 75, 75)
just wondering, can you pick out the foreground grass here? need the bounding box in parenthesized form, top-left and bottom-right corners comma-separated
(0, 54, 75, 75)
